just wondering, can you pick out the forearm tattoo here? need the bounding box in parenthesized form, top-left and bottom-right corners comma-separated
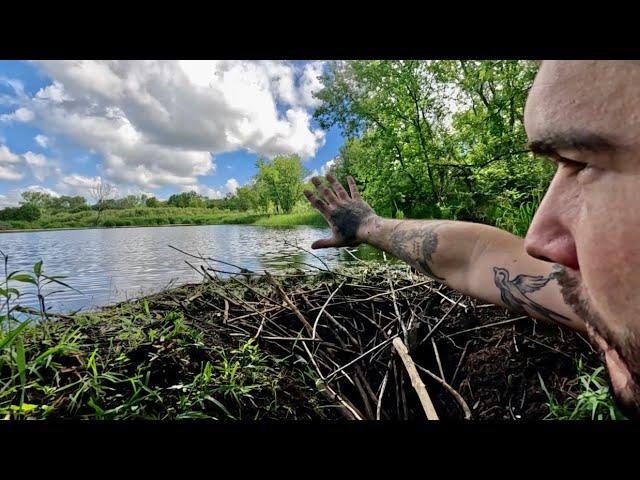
(493, 266, 572, 324)
(390, 223, 445, 281)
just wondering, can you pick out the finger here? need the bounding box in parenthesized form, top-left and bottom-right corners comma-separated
(346, 176, 362, 200)
(311, 237, 339, 249)
(304, 189, 330, 216)
(312, 177, 339, 205)
(326, 173, 349, 201)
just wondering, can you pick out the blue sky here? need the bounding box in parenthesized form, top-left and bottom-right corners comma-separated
(0, 60, 343, 206)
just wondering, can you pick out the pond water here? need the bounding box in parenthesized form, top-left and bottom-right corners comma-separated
(0, 224, 385, 314)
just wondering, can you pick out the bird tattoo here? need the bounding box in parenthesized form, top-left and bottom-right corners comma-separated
(493, 266, 572, 324)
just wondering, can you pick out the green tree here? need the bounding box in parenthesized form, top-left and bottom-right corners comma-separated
(167, 191, 206, 208)
(254, 155, 307, 214)
(0, 203, 41, 222)
(145, 196, 161, 208)
(313, 60, 551, 228)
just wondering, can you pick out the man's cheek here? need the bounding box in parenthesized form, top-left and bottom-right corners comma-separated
(579, 218, 640, 329)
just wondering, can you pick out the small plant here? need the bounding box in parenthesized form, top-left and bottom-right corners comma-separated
(1, 251, 81, 325)
(539, 358, 626, 420)
(0, 253, 81, 418)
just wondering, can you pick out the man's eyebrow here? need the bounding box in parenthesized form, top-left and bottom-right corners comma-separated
(528, 132, 620, 156)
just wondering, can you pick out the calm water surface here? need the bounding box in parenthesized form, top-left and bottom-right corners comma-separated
(0, 224, 382, 313)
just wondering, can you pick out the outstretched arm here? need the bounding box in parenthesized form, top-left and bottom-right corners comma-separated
(304, 174, 584, 333)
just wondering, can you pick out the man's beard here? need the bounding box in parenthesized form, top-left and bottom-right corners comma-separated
(553, 265, 640, 419)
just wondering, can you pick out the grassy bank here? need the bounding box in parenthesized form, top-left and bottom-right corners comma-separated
(0, 207, 327, 232)
(0, 257, 622, 420)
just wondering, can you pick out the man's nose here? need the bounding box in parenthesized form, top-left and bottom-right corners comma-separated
(524, 174, 580, 270)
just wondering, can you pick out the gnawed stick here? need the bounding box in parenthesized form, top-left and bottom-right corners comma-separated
(392, 337, 439, 420)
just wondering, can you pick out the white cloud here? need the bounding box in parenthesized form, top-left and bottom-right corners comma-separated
(35, 81, 70, 103)
(0, 185, 61, 208)
(321, 158, 336, 175)
(0, 165, 23, 181)
(22, 184, 60, 197)
(0, 107, 34, 122)
(304, 157, 337, 182)
(225, 178, 239, 194)
(0, 144, 21, 164)
(56, 173, 120, 200)
(0, 192, 17, 208)
(34, 134, 49, 148)
(0, 144, 23, 180)
(181, 183, 224, 199)
(298, 61, 325, 108)
(182, 177, 241, 200)
(23, 151, 52, 181)
(0, 145, 58, 182)
(9, 60, 327, 193)
(58, 173, 100, 191)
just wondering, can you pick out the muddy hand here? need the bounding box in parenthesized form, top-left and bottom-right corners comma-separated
(303, 174, 378, 249)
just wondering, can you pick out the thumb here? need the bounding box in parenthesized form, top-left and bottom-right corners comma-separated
(311, 237, 338, 249)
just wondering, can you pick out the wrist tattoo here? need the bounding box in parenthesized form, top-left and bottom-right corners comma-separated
(390, 223, 445, 281)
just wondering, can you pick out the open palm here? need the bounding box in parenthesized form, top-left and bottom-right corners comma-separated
(303, 174, 377, 249)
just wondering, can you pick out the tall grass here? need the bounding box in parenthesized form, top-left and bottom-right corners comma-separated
(253, 211, 326, 228)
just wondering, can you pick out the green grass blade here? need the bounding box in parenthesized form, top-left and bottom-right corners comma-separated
(0, 320, 31, 350)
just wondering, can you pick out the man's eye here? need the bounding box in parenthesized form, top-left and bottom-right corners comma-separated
(557, 157, 588, 173)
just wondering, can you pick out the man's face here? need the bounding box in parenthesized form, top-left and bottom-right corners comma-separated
(524, 60, 640, 417)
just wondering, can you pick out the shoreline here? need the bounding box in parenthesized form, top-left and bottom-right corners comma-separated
(0, 213, 328, 234)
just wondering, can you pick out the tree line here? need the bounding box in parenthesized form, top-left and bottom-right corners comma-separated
(0, 155, 312, 223)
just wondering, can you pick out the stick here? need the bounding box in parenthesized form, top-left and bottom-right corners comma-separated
(223, 299, 229, 325)
(311, 280, 345, 339)
(386, 270, 407, 344)
(392, 337, 439, 420)
(450, 340, 470, 387)
(432, 336, 446, 382)
(307, 281, 431, 310)
(446, 316, 528, 338)
(415, 364, 472, 420)
(283, 239, 330, 270)
(325, 335, 398, 382)
(376, 360, 392, 420)
(264, 271, 314, 336)
(418, 295, 463, 347)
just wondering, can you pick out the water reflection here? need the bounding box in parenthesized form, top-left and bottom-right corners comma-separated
(0, 224, 389, 314)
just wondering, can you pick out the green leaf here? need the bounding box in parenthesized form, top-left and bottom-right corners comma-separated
(0, 320, 31, 350)
(9, 403, 37, 413)
(33, 260, 43, 277)
(204, 395, 235, 419)
(16, 335, 26, 391)
(42, 275, 83, 294)
(0, 288, 19, 297)
(87, 398, 105, 417)
(9, 274, 37, 285)
(33, 344, 79, 365)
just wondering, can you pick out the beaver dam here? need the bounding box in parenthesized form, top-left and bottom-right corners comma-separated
(0, 250, 615, 420)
